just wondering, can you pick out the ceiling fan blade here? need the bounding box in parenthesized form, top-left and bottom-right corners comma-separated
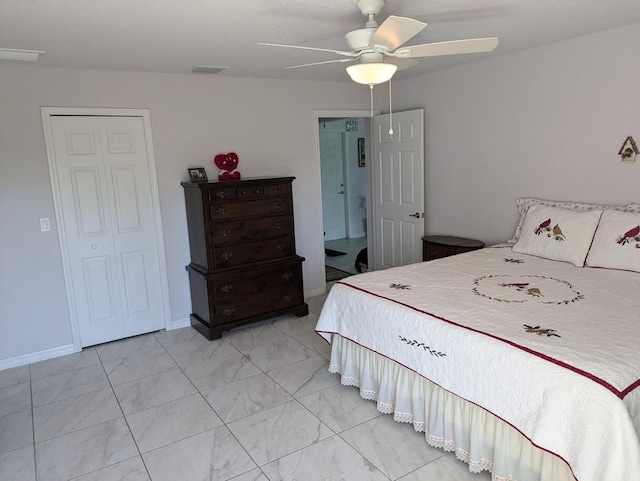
(395, 37, 498, 58)
(258, 42, 355, 57)
(369, 15, 427, 51)
(386, 57, 419, 71)
(285, 58, 355, 70)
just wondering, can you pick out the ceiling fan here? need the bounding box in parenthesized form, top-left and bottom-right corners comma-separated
(259, 0, 498, 85)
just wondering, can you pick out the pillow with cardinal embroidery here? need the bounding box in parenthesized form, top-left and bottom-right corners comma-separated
(586, 210, 640, 272)
(512, 205, 602, 267)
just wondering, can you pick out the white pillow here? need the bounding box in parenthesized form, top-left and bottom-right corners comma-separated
(508, 198, 625, 244)
(512, 205, 602, 267)
(586, 210, 640, 272)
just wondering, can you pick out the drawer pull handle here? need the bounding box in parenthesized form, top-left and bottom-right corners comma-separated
(223, 308, 235, 316)
(216, 207, 227, 215)
(220, 229, 231, 237)
(275, 244, 284, 252)
(274, 222, 283, 229)
(220, 284, 233, 293)
(273, 201, 281, 208)
(281, 272, 293, 280)
(220, 252, 233, 261)
(255, 189, 261, 194)
(215, 190, 226, 198)
(282, 294, 292, 302)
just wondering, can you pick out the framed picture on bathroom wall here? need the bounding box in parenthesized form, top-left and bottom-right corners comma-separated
(357, 137, 365, 167)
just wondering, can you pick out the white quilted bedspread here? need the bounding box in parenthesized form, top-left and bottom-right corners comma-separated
(315, 246, 640, 481)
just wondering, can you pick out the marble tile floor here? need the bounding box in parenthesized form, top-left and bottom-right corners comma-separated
(325, 236, 368, 275)
(0, 292, 491, 481)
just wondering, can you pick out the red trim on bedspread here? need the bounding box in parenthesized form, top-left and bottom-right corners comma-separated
(316, 329, 579, 481)
(336, 281, 638, 400)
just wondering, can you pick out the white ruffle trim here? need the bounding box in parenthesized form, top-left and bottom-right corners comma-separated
(329, 335, 576, 481)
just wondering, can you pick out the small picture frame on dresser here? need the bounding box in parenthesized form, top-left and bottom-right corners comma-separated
(188, 167, 208, 182)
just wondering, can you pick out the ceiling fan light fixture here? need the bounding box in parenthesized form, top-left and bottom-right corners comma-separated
(346, 62, 397, 85)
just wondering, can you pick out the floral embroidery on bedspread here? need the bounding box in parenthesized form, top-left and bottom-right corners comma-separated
(390, 283, 411, 290)
(398, 335, 446, 357)
(473, 274, 584, 305)
(504, 258, 525, 263)
(523, 324, 561, 338)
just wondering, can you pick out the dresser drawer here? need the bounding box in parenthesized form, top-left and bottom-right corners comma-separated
(237, 185, 264, 198)
(213, 262, 301, 302)
(210, 197, 291, 220)
(211, 216, 292, 245)
(213, 237, 293, 268)
(215, 285, 302, 323)
(207, 187, 237, 202)
(264, 182, 291, 197)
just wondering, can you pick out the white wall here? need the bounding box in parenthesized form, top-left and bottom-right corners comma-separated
(3, 21, 640, 364)
(0, 64, 369, 363)
(394, 22, 640, 245)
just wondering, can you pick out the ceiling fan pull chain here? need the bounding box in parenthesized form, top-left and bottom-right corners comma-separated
(370, 85, 374, 117)
(388, 79, 394, 136)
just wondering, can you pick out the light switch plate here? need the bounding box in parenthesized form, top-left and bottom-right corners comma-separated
(40, 218, 50, 232)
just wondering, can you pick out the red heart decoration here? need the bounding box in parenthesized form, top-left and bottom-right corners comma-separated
(218, 171, 231, 180)
(214, 152, 239, 172)
(230, 171, 241, 179)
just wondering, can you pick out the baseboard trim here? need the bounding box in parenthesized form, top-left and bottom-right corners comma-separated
(0, 319, 194, 370)
(0, 344, 76, 370)
(169, 317, 191, 331)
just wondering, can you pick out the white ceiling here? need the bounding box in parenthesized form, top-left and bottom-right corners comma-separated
(2, 0, 640, 82)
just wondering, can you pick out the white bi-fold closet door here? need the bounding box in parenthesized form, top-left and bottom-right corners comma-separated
(44, 110, 170, 348)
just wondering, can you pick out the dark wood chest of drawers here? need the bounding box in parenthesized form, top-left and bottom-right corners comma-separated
(182, 177, 308, 340)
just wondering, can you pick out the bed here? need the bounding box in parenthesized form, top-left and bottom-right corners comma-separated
(315, 201, 640, 481)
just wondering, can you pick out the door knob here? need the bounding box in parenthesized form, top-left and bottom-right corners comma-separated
(409, 212, 420, 218)
(338, 191, 344, 195)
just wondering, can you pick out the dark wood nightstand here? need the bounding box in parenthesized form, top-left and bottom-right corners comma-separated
(422, 235, 485, 261)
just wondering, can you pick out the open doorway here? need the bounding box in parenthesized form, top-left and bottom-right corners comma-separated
(319, 116, 369, 283)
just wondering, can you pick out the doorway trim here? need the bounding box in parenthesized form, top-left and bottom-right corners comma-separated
(41, 107, 172, 352)
(312, 109, 378, 289)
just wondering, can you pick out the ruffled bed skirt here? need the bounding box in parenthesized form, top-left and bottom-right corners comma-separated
(329, 334, 575, 481)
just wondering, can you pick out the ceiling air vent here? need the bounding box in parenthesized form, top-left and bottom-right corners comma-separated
(191, 65, 228, 74)
(0, 48, 45, 62)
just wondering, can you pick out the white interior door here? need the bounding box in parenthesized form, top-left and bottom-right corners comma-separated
(320, 132, 347, 241)
(47, 114, 167, 347)
(371, 109, 425, 270)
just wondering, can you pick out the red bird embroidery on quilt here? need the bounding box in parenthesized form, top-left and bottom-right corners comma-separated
(499, 282, 530, 289)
